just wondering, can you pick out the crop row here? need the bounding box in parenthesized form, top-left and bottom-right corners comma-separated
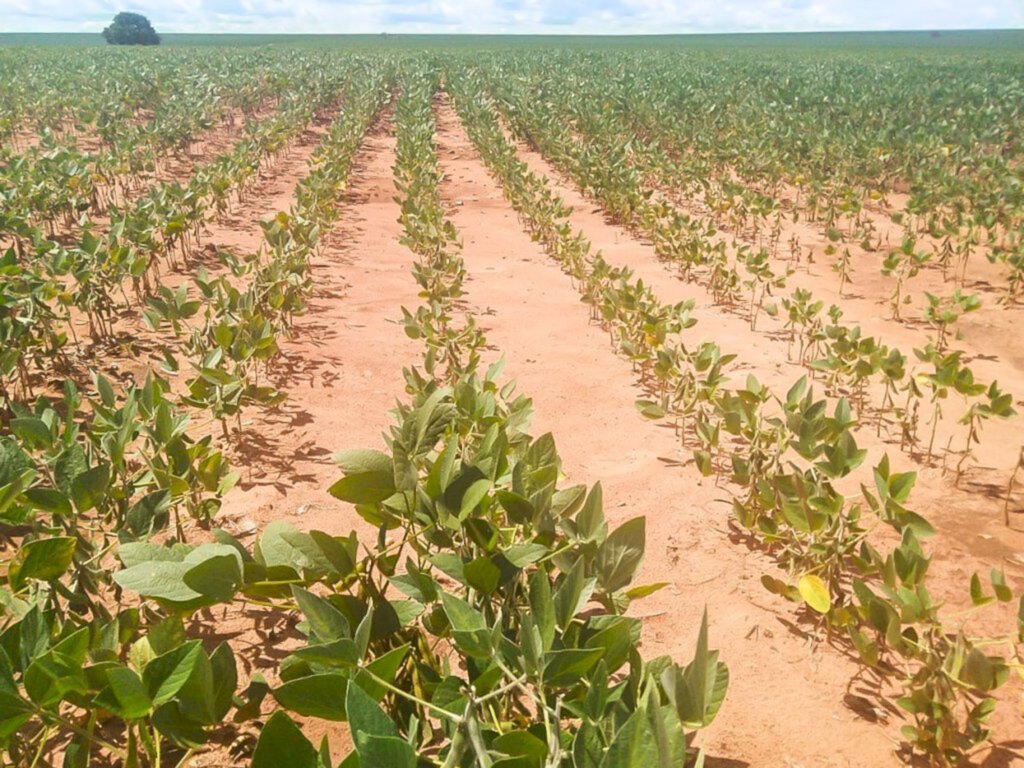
(0, 48, 301, 148)
(478, 59, 1018, 501)
(0, 58, 379, 410)
(447, 68, 1023, 766)
(267, 68, 729, 768)
(500, 52, 1024, 304)
(0, 60, 393, 766)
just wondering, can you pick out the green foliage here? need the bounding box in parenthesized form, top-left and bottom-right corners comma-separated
(0, 59, 392, 766)
(2, 41, 1022, 768)
(102, 12, 161, 46)
(254, 71, 725, 766)
(446, 63, 1021, 766)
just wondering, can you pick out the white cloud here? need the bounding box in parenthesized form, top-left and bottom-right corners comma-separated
(0, 0, 1021, 34)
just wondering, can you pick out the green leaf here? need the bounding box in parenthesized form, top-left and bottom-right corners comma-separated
(849, 628, 879, 667)
(53, 444, 87, 497)
(970, 572, 992, 607)
(624, 582, 668, 600)
(95, 373, 115, 406)
(496, 490, 534, 524)
(346, 680, 397, 739)
(99, 667, 152, 720)
(113, 561, 202, 605)
(503, 543, 549, 568)
(353, 645, 410, 701)
(391, 565, 438, 603)
(309, 531, 357, 578)
(152, 701, 207, 747)
(252, 712, 320, 768)
(660, 610, 728, 729)
(959, 647, 1009, 691)
(9, 417, 51, 450)
(118, 542, 186, 568)
(439, 592, 491, 659)
(0, 438, 34, 491)
(115, 544, 239, 607)
(889, 470, 917, 502)
(292, 638, 361, 669)
(332, 450, 392, 474)
(291, 586, 351, 643)
(354, 736, 416, 768)
(9, 536, 76, 591)
(328, 471, 396, 505)
(430, 676, 468, 717)
(258, 521, 336, 576)
(464, 556, 501, 595)
(459, 478, 491, 519)
(595, 517, 646, 593)
(0, 684, 31, 740)
(143, 641, 203, 706)
(493, 730, 548, 767)
(182, 547, 242, 602)
(70, 463, 110, 512)
(635, 400, 667, 420)
(424, 432, 459, 498)
(553, 558, 595, 631)
(125, 490, 170, 536)
(575, 482, 607, 544)
(572, 722, 604, 768)
(583, 616, 640, 673)
(529, 571, 555, 651)
(273, 674, 350, 720)
(389, 600, 423, 628)
(991, 568, 1013, 602)
(428, 552, 466, 584)
(209, 643, 237, 721)
(23, 487, 72, 516)
(233, 675, 270, 723)
(543, 648, 605, 687)
(601, 705, 659, 768)
(24, 644, 88, 707)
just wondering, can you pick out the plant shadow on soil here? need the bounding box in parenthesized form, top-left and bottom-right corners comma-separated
(727, 520, 1024, 767)
(229, 405, 331, 493)
(268, 336, 343, 390)
(704, 758, 751, 768)
(725, 523, 904, 719)
(974, 742, 1024, 768)
(189, 604, 301, 675)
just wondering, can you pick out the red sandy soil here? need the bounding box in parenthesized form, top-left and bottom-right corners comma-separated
(654, 163, 1024, 428)
(209, 110, 423, 526)
(515, 124, 1024, 568)
(163, 111, 421, 765)
(491, 108, 1024, 761)
(87, 96, 1023, 765)
(431, 100, 904, 767)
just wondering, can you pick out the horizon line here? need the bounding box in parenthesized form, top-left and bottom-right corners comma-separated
(4, 28, 1024, 37)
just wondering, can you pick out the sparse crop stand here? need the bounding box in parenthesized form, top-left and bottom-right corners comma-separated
(0, 32, 1022, 768)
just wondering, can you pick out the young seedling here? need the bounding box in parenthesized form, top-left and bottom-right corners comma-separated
(923, 290, 980, 353)
(955, 381, 1016, 484)
(915, 345, 986, 462)
(882, 235, 931, 321)
(832, 245, 854, 297)
(740, 245, 786, 330)
(1005, 446, 1024, 527)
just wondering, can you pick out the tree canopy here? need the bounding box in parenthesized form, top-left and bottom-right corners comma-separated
(102, 12, 161, 46)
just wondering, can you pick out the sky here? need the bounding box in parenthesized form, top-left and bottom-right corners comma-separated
(1, 0, 1022, 35)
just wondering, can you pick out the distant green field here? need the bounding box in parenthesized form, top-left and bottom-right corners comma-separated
(1, 29, 1023, 51)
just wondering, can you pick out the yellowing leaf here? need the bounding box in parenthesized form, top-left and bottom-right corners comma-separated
(798, 574, 831, 614)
